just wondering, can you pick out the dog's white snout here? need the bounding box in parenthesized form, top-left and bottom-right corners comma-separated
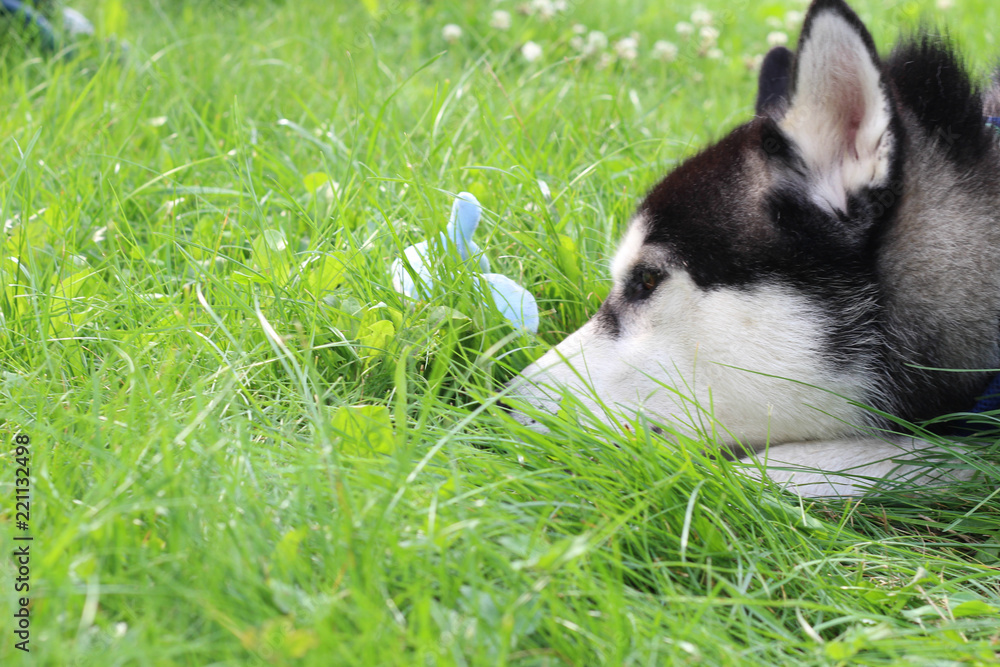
(503, 364, 565, 431)
(503, 319, 614, 429)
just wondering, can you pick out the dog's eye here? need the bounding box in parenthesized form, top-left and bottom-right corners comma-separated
(625, 268, 664, 301)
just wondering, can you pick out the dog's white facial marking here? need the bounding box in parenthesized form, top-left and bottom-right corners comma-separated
(610, 216, 650, 284)
(508, 229, 869, 446)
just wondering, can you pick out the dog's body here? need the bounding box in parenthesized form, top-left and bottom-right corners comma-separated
(507, 0, 1000, 496)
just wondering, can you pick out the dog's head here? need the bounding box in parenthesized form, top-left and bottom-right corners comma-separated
(507, 0, 903, 445)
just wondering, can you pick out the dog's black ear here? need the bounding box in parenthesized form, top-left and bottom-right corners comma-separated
(779, 0, 897, 213)
(755, 46, 794, 116)
(984, 65, 1000, 118)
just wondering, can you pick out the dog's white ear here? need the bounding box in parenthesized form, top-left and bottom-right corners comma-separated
(780, 0, 895, 213)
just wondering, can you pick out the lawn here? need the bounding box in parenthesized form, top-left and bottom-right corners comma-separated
(1, 0, 999, 664)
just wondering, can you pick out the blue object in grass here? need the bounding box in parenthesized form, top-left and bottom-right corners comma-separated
(391, 192, 539, 332)
(1, 0, 56, 51)
(447, 192, 490, 269)
(1, 1, 94, 53)
(476, 272, 539, 334)
(391, 193, 490, 297)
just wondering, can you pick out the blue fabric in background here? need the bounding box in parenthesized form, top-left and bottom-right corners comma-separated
(944, 372, 1000, 436)
(970, 373, 1000, 414)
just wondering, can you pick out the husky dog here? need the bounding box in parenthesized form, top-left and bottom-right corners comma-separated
(506, 0, 1000, 496)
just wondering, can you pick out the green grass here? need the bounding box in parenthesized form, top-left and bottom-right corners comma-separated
(1, 0, 999, 664)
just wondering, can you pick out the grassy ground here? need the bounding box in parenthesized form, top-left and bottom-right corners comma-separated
(0, 0, 999, 664)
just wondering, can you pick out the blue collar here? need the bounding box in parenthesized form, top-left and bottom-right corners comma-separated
(987, 116, 1000, 131)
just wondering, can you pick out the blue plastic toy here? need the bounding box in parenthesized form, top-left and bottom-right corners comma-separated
(391, 192, 539, 333)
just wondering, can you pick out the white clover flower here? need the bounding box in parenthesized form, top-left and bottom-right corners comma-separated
(699, 25, 720, 47)
(675, 21, 695, 38)
(744, 53, 765, 71)
(532, 0, 556, 20)
(596, 52, 615, 70)
(767, 31, 789, 47)
(442, 24, 462, 44)
(572, 23, 587, 35)
(570, 35, 585, 52)
(317, 180, 341, 203)
(784, 10, 804, 29)
(584, 30, 608, 56)
(161, 197, 185, 215)
(706, 47, 724, 60)
(614, 37, 639, 62)
(936, 0, 954, 9)
(652, 40, 679, 62)
(553, 0, 569, 11)
(490, 10, 512, 31)
(521, 40, 543, 62)
(766, 17, 782, 29)
(691, 9, 713, 26)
